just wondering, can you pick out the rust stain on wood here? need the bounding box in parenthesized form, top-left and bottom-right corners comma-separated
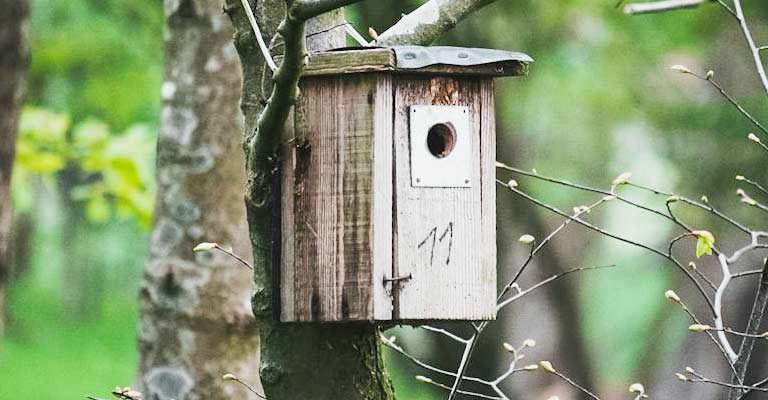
(428, 77, 460, 105)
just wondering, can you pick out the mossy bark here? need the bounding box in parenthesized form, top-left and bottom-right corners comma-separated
(137, 0, 262, 398)
(225, 2, 395, 398)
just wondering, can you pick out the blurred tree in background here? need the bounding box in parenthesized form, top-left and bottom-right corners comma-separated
(0, 0, 767, 398)
(0, 0, 29, 335)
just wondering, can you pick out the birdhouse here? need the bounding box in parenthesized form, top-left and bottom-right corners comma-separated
(278, 46, 532, 322)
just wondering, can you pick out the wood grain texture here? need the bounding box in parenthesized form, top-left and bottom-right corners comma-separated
(285, 74, 385, 321)
(372, 75, 394, 320)
(479, 79, 497, 314)
(302, 48, 529, 78)
(392, 76, 496, 320)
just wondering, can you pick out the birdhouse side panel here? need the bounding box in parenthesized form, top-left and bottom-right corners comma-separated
(392, 76, 497, 320)
(281, 74, 391, 321)
(479, 79, 497, 313)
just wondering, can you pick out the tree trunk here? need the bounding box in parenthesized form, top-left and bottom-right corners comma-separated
(136, 0, 262, 398)
(226, 2, 395, 398)
(0, 0, 29, 335)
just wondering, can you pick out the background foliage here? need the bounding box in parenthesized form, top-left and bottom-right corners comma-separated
(2, 0, 767, 398)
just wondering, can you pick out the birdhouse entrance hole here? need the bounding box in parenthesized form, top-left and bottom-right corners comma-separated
(427, 123, 456, 158)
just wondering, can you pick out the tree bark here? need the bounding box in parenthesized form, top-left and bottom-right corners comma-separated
(226, 2, 395, 398)
(0, 0, 29, 335)
(136, 0, 262, 398)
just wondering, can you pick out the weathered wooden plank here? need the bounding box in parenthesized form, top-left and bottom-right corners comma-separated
(479, 79, 497, 315)
(287, 74, 379, 321)
(302, 48, 529, 78)
(392, 76, 496, 320)
(372, 75, 394, 320)
(304, 48, 396, 76)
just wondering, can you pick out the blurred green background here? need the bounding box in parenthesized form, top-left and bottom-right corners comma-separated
(2, 0, 767, 398)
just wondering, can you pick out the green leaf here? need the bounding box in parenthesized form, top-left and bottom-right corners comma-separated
(85, 196, 110, 223)
(693, 230, 715, 258)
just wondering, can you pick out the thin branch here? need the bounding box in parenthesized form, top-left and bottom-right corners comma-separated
(686, 71, 768, 136)
(543, 364, 601, 400)
(498, 179, 717, 315)
(447, 335, 478, 400)
(344, 23, 369, 46)
(422, 325, 471, 344)
(737, 176, 768, 197)
(419, 377, 503, 400)
(213, 244, 254, 270)
(380, 333, 492, 386)
(733, 269, 763, 279)
(623, 0, 736, 16)
(715, 254, 739, 361)
(500, 196, 609, 300)
(496, 162, 693, 232)
(730, 259, 768, 399)
(223, 373, 267, 399)
(497, 265, 615, 311)
(239, 0, 278, 72)
(684, 374, 768, 393)
(677, 298, 741, 381)
(733, 0, 768, 98)
(623, 0, 705, 15)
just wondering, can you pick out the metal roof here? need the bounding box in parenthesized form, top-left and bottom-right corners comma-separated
(391, 46, 533, 69)
(302, 46, 533, 77)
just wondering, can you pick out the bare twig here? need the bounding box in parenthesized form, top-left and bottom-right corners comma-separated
(675, 297, 741, 380)
(730, 259, 768, 399)
(685, 71, 768, 136)
(541, 362, 601, 400)
(497, 178, 717, 315)
(733, 0, 768, 98)
(223, 373, 267, 399)
(623, 0, 704, 15)
(623, 0, 736, 16)
(715, 254, 739, 361)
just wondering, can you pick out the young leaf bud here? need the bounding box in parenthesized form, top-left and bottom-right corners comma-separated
(685, 367, 695, 374)
(676, 373, 688, 381)
(222, 373, 237, 381)
(539, 361, 556, 373)
(748, 133, 760, 143)
(735, 175, 745, 181)
(193, 242, 217, 252)
(688, 324, 712, 332)
(523, 339, 536, 348)
(522, 364, 539, 371)
(706, 70, 714, 80)
(503, 342, 516, 353)
(507, 179, 518, 188)
(415, 375, 432, 384)
(518, 234, 535, 244)
(665, 290, 681, 303)
(368, 27, 379, 40)
(629, 383, 645, 394)
(612, 172, 632, 186)
(671, 65, 691, 74)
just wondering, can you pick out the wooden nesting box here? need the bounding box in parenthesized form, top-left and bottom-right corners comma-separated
(279, 46, 532, 322)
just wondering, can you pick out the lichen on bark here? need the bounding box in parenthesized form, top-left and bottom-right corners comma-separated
(138, 0, 262, 398)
